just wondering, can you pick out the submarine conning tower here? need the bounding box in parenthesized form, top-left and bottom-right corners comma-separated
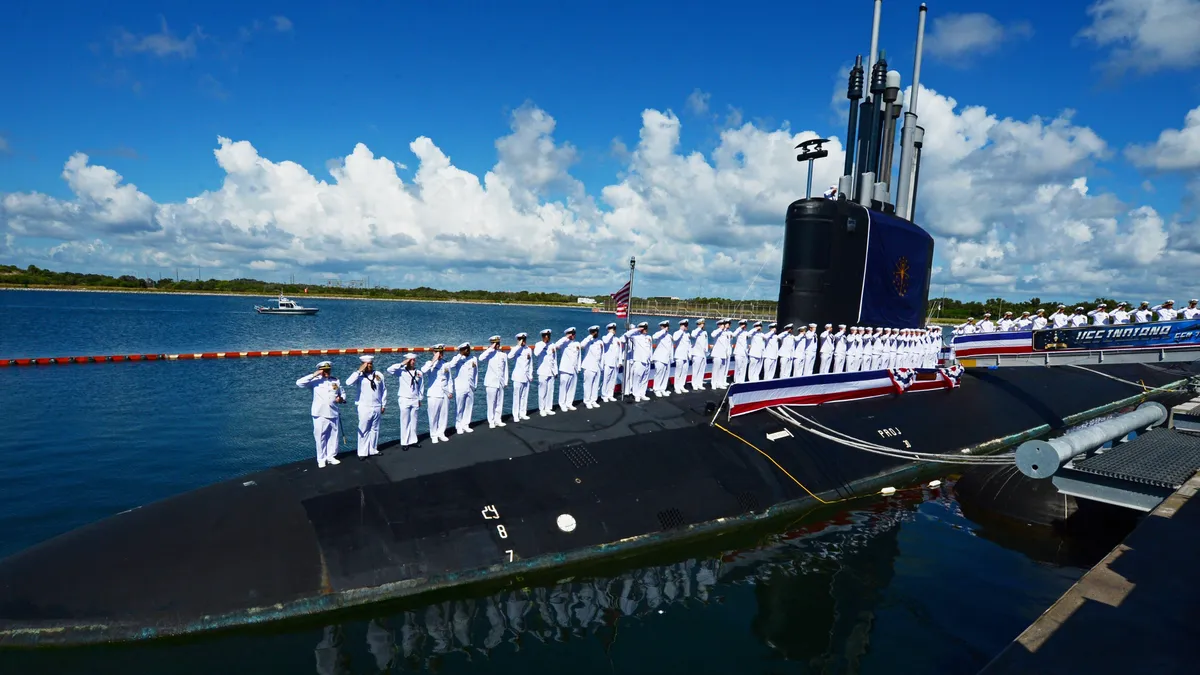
(778, 1, 933, 331)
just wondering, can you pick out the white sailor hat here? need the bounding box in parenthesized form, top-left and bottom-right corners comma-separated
(809, 323, 817, 328)
(540, 328, 552, 336)
(1075, 306, 1084, 311)
(768, 322, 777, 328)
(359, 354, 374, 363)
(317, 360, 333, 369)
(1057, 304, 1066, 308)
(1140, 301, 1150, 306)
(1036, 308, 1045, 313)
(1004, 311, 1013, 315)
(489, 335, 502, 342)
(983, 312, 991, 316)
(659, 320, 670, 326)
(679, 318, 689, 324)
(588, 325, 600, 332)
(837, 323, 846, 328)
(1097, 303, 1106, 308)
(458, 342, 471, 350)
(738, 319, 748, 324)
(638, 321, 649, 328)
(402, 353, 417, 362)
(1117, 302, 1127, 306)
(565, 327, 576, 334)
(967, 317, 975, 321)
(1165, 299, 1175, 304)
(1190, 299, 1199, 304)
(606, 322, 617, 329)
(782, 323, 793, 329)
(696, 317, 706, 323)
(1021, 311, 1030, 315)
(431, 343, 445, 350)
(753, 320, 763, 327)
(515, 332, 528, 339)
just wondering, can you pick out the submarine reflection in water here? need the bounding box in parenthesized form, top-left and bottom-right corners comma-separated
(306, 489, 930, 674)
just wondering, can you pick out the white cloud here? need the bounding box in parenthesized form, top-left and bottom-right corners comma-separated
(0, 89, 1187, 300)
(685, 89, 711, 116)
(1079, 0, 1200, 74)
(1126, 105, 1200, 171)
(272, 16, 294, 32)
(924, 13, 1033, 62)
(113, 16, 201, 59)
(0, 134, 10, 154)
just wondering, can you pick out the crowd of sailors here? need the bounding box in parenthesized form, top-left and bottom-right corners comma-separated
(296, 319, 944, 468)
(953, 299, 1200, 334)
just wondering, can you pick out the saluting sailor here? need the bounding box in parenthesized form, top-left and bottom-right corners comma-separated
(1152, 300, 1178, 321)
(1134, 302, 1154, 323)
(1049, 305, 1070, 328)
(690, 318, 709, 390)
(600, 323, 623, 402)
(998, 312, 1015, 331)
(347, 354, 387, 460)
(818, 323, 833, 374)
(848, 327, 864, 372)
(862, 327, 877, 371)
(421, 346, 453, 443)
(747, 321, 766, 381)
(579, 326, 605, 408)
(447, 342, 479, 434)
(762, 323, 781, 380)
(777, 324, 795, 378)
(1032, 308, 1048, 330)
(832, 324, 848, 373)
(623, 322, 653, 401)
(801, 324, 818, 376)
(979, 313, 995, 332)
(732, 319, 750, 383)
(478, 335, 509, 429)
(555, 328, 582, 411)
(1110, 302, 1131, 324)
(386, 354, 422, 450)
(651, 320, 674, 397)
(534, 329, 559, 416)
(1184, 299, 1200, 320)
(296, 360, 345, 468)
(508, 332, 534, 421)
(671, 319, 692, 394)
(1069, 307, 1088, 327)
(1087, 304, 1109, 325)
(709, 319, 731, 389)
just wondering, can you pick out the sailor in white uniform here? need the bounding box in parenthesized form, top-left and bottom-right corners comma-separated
(671, 319, 692, 393)
(448, 342, 479, 434)
(848, 327, 864, 371)
(832, 324, 848, 373)
(1152, 300, 1178, 321)
(534, 329, 559, 416)
(689, 318, 709, 390)
(297, 360, 345, 468)
(478, 336, 509, 428)
(732, 319, 750, 383)
(747, 321, 766, 381)
(998, 312, 1015, 331)
(1110, 302, 1131, 324)
(794, 325, 811, 376)
(862, 327, 878, 371)
(579, 326, 605, 408)
(651, 320, 674, 397)
(709, 319, 731, 389)
(1087, 304, 1110, 325)
(1184, 299, 1200, 320)
(601, 323, 624, 402)
(347, 354, 387, 459)
(386, 354, 423, 449)
(818, 323, 833, 373)
(1049, 305, 1070, 328)
(762, 323, 781, 380)
(1032, 308, 1048, 330)
(1015, 311, 1033, 331)
(1069, 307, 1088, 327)
(777, 324, 795, 378)
(1134, 302, 1154, 323)
(799, 324, 817, 376)
(623, 322, 652, 401)
(507, 332, 534, 421)
(978, 313, 996, 332)
(421, 346, 453, 443)
(555, 328, 582, 411)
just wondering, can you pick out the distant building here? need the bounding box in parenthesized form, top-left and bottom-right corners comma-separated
(576, 297, 598, 305)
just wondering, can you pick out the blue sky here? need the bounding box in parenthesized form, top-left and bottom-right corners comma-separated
(2, 0, 1199, 301)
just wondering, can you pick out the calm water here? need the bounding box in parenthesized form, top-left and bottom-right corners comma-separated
(0, 290, 1090, 674)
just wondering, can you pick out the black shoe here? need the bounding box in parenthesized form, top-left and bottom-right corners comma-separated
(358, 456, 367, 462)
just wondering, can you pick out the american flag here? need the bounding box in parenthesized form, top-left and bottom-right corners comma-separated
(611, 281, 631, 318)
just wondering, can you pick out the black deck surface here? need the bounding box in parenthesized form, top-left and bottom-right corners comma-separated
(1072, 427, 1200, 488)
(1, 361, 1196, 645)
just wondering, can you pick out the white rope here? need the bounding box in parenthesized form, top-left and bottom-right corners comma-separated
(766, 406, 1015, 465)
(1064, 364, 1186, 394)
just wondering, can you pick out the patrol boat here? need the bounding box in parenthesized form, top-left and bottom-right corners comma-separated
(254, 292, 319, 315)
(2, 1, 1199, 648)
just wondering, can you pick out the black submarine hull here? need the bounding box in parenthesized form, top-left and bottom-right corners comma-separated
(1, 361, 1196, 647)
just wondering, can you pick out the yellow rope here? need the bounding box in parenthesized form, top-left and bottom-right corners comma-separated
(713, 422, 851, 506)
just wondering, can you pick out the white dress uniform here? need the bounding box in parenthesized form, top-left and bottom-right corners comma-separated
(671, 322, 692, 393)
(624, 324, 653, 400)
(448, 344, 479, 434)
(1110, 306, 1131, 324)
(652, 323, 674, 396)
(818, 325, 833, 374)
(762, 324, 780, 380)
(1069, 310, 1088, 327)
(1033, 312, 1048, 330)
(1184, 301, 1200, 320)
(296, 363, 344, 468)
(689, 320, 709, 390)
(555, 330, 582, 411)
(802, 324, 818, 376)
(421, 350, 453, 443)
(732, 323, 750, 383)
(998, 316, 1015, 331)
(601, 325, 624, 401)
(777, 325, 795, 378)
(709, 321, 731, 389)
(1015, 315, 1034, 330)
(1087, 307, 1110, 325)
(579, 327, 604, 408)
(1050, 310, 1070, 328)
(508, 335, 534, 421)
(1134, 305, 1154, 323)
(534, 332, 559, 416)
(747, 324, 766, 381)
(832, 326, 848, 373)
(478, 339, 510, 428)
(347, 355, 387, 458)
(1152, 303, 1178, 321)
(386, 355, 423, 447)
(847, 329, 863, 372)
(979, 317, 996, 332)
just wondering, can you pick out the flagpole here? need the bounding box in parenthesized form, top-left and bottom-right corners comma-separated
(626, 256, 636, 329)
(623, 256, 636, 400)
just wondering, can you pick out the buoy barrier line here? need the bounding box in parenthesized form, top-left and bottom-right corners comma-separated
(0, 344, 531, 367)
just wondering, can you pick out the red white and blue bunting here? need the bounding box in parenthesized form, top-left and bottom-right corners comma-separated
(726, 367, 962, 418)
(951, 331, 1034, 358)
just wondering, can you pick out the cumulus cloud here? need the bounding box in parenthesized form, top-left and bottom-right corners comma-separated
(924, 13, 1033, 63)
(685, 89, 711, 116)
(1126, 105, 1200, 171)
(112, 16, 201, 59)
(0, 88, 1186, 300)
(1079, 0, 1200, 75)
(272, 16, 294, 32)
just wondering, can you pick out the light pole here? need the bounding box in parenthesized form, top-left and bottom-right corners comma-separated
(796, 138, 830, 199)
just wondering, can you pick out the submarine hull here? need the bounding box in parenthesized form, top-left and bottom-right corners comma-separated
(1, 361, 1196, 647)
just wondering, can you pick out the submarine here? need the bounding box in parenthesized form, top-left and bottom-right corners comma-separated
(3, 1, 1199, 648)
